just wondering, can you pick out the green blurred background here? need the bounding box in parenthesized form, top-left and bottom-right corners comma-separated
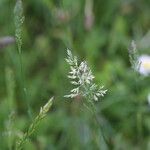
(0, 0, 150, 149)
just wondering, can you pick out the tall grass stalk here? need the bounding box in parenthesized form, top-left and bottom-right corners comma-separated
(65, 49, 108, 149)
(14, 0, 32, 118)
(5, 67, 16, 150)
(5, 67, 16, 112)
(128, 40, 143, 140)
(5, 111, 16, 150)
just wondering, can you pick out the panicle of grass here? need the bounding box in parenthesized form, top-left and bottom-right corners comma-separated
(65, 49, 109, 148)
(15, 97, 53, 150)
(128, 40, 141, 72)
(64, 49, 107, 101)
(14, 0, 24, 53)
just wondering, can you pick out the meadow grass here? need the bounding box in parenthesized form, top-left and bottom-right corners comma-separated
(0, 0, 149, 149)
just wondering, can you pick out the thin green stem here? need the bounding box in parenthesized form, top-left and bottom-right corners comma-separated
(83, 97, 109, 149)
(18, 50, 32, 119)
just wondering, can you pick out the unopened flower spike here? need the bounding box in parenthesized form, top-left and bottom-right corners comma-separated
(128, 40, 141, 72)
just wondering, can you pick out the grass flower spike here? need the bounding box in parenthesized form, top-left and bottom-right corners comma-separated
(14, 0, 24, 53)
(128, 40, 150, 76)
(128, 40, 141, 72)
(65, 49, 107, 101)
(16, 97, 53, 150)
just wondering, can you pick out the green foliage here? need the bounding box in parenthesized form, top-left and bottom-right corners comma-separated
(0, 0, 150, 149)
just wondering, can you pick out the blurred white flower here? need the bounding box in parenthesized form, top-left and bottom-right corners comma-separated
(64, 49, 107, 101)
(148, 93, 150, 106)
(138, 55, 150, 76)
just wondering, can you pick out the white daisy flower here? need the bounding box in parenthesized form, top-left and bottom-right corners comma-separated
(138, 55, 150, 76)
